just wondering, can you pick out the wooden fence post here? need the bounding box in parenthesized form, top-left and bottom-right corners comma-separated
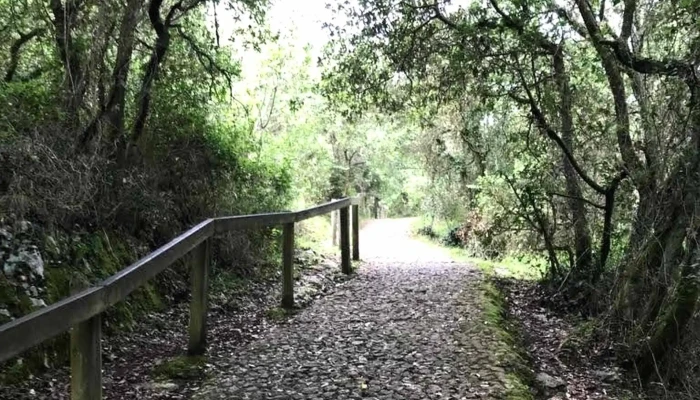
(71, 313, 102, 400)
(338, 209, 343, 251)
(188, 238, 211, 356)
(282, 222, 295, 308)
(340, 207, 351, 274)
(330, 207, 338, 246)
(352, 204, 360, 261)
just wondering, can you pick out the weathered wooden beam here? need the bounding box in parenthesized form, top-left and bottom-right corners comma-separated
(215, 212, 295, 233)
(0, 197, 363, 366)
(188, 239, 211, 356)
(70, 313, 102, 400)
(352, 204, 360, 261)
(340, 207, 351, 274)
(102, 219, 214, 308)
(281, 223, 295, 309)
(0, 287, 105, 363)
(295, 198, 352, 222)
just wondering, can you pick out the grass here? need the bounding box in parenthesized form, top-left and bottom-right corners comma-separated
(410, 218, 544, 280)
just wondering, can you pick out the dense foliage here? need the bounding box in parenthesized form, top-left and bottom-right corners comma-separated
(0, 0, 422, 380)
(323, 0, 700, 391)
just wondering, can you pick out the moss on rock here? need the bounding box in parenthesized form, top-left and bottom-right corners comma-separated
(1, 229, 166, 383)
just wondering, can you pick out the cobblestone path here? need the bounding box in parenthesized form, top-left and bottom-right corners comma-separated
(194, 219, 512, 399)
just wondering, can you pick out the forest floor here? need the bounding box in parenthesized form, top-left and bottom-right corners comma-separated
(497, 278, 643, 400)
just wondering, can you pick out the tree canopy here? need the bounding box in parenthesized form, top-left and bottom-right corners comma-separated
(322, 0, 700, 384)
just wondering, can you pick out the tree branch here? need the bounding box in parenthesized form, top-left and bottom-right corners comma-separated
(511, 65, 608, 194)
(5, 28, 44, 82)
(574, 0, 644, 180)
(554, 8, 588, 38)
(601, 39, 696, 79)
(432, 3, 458, 30)
(549, 192, 605, 209)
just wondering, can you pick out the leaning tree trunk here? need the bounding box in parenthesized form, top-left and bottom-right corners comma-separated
(619, 122, 700, 381)
(636, 229, 700, 381)
(80, 0, 143, 149)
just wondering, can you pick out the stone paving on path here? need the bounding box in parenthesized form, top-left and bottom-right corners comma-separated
(194, 219, 512, 400)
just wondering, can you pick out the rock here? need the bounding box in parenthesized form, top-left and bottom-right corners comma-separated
(3, 255, 19, 276)
(0, 227, 12, 241)
(140, 382, 179, 391)
(536, 372, 566, 389)
(18, 220, 32, 233)
(0, 309, 11, 318)
(5, 247, 45, 278)
(30, 297, 46, 308)
(592, 369, 619, 383)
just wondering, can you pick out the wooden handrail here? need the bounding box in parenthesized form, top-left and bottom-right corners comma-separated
(0, 196, 363, 399)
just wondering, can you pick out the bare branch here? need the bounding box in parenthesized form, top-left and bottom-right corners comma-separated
(549, 192, 605, 209)
(511, 64, 607, 194)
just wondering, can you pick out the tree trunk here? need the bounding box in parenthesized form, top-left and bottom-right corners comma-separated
(616, 81, 700, 324)
(80, 0, 143, 149)
(553, 49, 593, 278)
(636, 231, 700, 381)
(50, 0, 85, 127)
(129, 0, 171, 157)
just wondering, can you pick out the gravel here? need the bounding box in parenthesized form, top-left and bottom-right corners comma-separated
(195, 219, 510, 400)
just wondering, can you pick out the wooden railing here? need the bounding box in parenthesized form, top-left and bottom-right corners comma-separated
(0, 197, 363, 399)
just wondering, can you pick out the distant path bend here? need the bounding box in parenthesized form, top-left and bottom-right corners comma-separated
(195, 218, 511, 399)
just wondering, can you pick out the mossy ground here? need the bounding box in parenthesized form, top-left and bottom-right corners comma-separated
(152, 355, 208, 381)
(480, 282, 535, 400)
(414, 225, 536, 399)
(265, 306, 297, 321)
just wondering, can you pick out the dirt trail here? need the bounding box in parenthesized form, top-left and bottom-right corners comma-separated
(195, 218, 513, 399)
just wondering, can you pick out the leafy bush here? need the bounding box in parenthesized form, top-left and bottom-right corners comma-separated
(441, 226, 463, 247)
(416, 225, 438, 239)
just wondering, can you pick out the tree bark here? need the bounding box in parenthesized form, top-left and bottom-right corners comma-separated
(574, 0, 645, 180)
(130, 0, 170, 151)
(50, 0, 85, 126)
(636, 227, 700, 381)
(553, 48, 593, 278)
(80, 0, 143, 149)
